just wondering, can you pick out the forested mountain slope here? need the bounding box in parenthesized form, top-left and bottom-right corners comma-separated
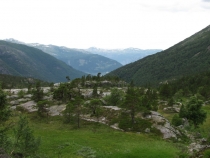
(0, 41, 86, 82)
(107, 25, 210, 86)
(27, 44, 122, 75)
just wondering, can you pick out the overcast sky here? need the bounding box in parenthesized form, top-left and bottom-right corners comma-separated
(1, 0, 210, 50)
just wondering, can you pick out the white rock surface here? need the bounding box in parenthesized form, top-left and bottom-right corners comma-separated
(17, 101, 37, 112)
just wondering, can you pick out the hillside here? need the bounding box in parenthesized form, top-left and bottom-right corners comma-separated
(26, 44, 122, 75)
(0, 74, 51, 89)
(107, 25, 210, 86)
(0, 40, 86, 82)
(87, 47, 161, 65)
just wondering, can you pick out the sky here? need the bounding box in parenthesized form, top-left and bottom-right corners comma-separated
(1, 0, 210, 50)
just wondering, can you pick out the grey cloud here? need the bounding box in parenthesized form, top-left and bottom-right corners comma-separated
(202, 0, 210, 2)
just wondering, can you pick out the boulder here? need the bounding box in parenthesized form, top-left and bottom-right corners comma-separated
(10, 100, 19, 106)
(24, 94, 32, 98)
(17, 101, 37, 112)
(9, 88, 27, 95)
(17, 98, 30, 102)
(43, 95, 53, 100)
(103, 106, 121, 111)
(48, 105, 66, 116)
(145, 128, 150, 133)
(7, 95, 18, 99)
(163, 107, 180, 113)
(42, 87, 51, 93)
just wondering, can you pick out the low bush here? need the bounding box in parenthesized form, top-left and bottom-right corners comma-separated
(171, 114, 182, 126)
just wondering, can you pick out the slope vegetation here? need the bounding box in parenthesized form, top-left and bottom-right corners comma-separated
(0, 41, 86, 82)
(108, 25, 210, 86)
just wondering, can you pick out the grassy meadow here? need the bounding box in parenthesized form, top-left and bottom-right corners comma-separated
(25, 115, 181, 158)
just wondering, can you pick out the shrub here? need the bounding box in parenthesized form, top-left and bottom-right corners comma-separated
(118, 112, 132, 131)
(17, 90, 25, 98)
(132, 118, 152, 132)
(119, 112, 153, 132)
(16, 106, 28, 113)
(171, 114, 182, 126)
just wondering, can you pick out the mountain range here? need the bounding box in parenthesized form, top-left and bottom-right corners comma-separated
(87, 47, 161, 65)
(5, 39, 162, 75)
(108, 25, 210, 86)
(28, 44, 122, 75)
(5, 39, 123, 75)
(0, 40, 86, 82)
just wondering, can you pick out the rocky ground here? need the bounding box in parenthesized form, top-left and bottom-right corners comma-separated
(4, 87, 210, 156)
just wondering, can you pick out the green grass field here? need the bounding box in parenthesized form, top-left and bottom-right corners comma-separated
(27, 116, 181, 158)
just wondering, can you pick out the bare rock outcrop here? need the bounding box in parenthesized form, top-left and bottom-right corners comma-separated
(148, 111, 181, 139)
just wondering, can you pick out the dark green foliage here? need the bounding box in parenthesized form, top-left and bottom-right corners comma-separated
(165, 71, 210, 100)
(106, 88, 124, 106)
(159, 84, 172, 99)
(0, 127, 11, 155)
(0, 85, 10, 123)
(53, 82, 79, 102)
(132, 118, 152, 132)
(36, 100, 49, 117)
(118, 111, 153, 132)
(63, 102, 75, 124)
(32, 81, 44, 102)
(0, 85, 12, 154)
(140, 88, 158, 111)
(73, 96, 84, 128)
(179, 105, 187, 118)
(92, 85, 99, 98)
(120, 86, 158, 127)
(85, 99, 102, 117)
(53, 83, 70, 102)
(118, 111, 132, 131)
(171, 114, 182, 126)
(13, 115, 40, 157)
(179, 96, 207, 128)
(0, 74, 51, 89)
(17, 90, 25, 98)
(0, 40, 86, 82)
(122, 87, 140, 125)
(167, 98, 174, 107)
(107, 25, 210, 86)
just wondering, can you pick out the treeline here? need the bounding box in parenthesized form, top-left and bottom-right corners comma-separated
(0, 74, 51, 89)
(159, 71, 210, 100)
(66, 73, 127, 88)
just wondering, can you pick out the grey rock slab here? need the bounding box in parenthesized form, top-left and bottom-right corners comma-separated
(18, 101, 37, 112)
(48, 105, 66, 116)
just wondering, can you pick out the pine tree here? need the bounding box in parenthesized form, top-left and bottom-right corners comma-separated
(13, 115, 41, 157)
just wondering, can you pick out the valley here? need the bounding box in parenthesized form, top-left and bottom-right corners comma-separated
(1, 24, 210, 158)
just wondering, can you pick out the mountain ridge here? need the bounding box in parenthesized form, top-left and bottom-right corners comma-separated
(0, 40, 86, 82)
(107, 25, 210, 86)
(5, 39, 123, 75)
